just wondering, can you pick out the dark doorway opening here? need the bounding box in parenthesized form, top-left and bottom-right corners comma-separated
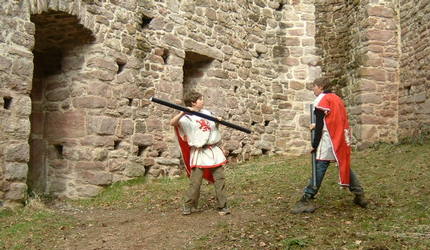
(28, 11, 95, 195)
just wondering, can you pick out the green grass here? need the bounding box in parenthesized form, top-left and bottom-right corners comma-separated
(1, 138, 429, 249)
(0, 205, 76, 249)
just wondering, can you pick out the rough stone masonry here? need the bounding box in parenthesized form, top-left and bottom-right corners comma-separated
(0, 0, 428, 208)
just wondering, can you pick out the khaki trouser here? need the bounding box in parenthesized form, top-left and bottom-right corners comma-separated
(184, 166, 227, 209)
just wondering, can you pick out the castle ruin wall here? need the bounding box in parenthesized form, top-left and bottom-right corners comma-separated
(0, 0, 319, 207)
(0, 0, 429, 207)
(398, 0, 430, 138)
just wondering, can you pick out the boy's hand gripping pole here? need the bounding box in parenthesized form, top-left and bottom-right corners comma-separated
(310, 104, 317, 188)
(150, 97, 252, 134)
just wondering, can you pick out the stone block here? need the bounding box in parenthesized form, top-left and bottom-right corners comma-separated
(290, 81, 305, 90)
(360, 114, 384, 125)
(164, 34, 183, 49)
(73, 96, 107, 109)
(95, 117, 117, 135)
(365, 30, 395, 42)
(184, 38, 222, 60)
(359, 68, 386, 81)
(88, 82, 110, 96)
(359, 125, 378, 142)
(79, 170, 112, 186)
(367, 6, 394, 18)
(46, 88, 70, 102)
(5, 183, 27, 201)
(5, 143, 29, 163)
(360, 80, 377, 91)
(120, 119, 134, 136)
(45, 111, 86, 139)
(12, 59, 33, 78)
(124, 163, 145, 177)
(5, 163, 28, 181)
(0, 55, 12, 72)
(75, 184, 103, 198)
(155, 157, 180, 166)
(357, 93, 383, 104)
(133, 133, 153, 146)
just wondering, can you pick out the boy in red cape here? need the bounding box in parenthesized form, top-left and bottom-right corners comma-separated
(170, 90, 230, 216)
(291, 77, 368, 214)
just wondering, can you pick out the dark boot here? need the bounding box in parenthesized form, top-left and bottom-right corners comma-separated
(290, 195, 316, 214)
(353, 194, 368, 208)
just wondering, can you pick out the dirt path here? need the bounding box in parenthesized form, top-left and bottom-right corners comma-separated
(53, 205, 252, 250)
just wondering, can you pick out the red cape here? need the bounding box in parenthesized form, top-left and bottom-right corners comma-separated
(316, 93, 351, 186)
(174, 126, 214, 183)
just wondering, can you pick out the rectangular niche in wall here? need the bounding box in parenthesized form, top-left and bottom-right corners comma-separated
(182, 51, 214, 93)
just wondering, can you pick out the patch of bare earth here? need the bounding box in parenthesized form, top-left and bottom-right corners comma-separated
(53, 205, 252, 250)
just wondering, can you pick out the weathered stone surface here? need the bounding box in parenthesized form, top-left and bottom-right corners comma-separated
(124, 163, 145, 177)
(75, 184, 104, 198)
(94, 117, 117, 135)
(73, 97, 107, 109)
(367, 6, 394, 18)
(0, 55, 12, 71)
(5, 143, 29, 162)
(184, 38, 223, 60)
(5, 163, 28, 181)
(45, 111, 86, 139)
(5, 183, 27, 201)
(132, 133, 153, 146)
(79, 170, 113, 186)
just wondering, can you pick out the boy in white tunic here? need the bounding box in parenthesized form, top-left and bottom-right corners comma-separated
(170, 91, 230, 216)
(291, 77, 368, 214)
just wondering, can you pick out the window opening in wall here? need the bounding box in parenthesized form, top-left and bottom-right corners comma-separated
(228, 150, 238, 157)
(114, 140, 121, 150)
(141, 14, 153, 29)
(256, 51, 262, 59)
(183, 51, 214, 93)
(55, 144, 63, 159)
(162, 49, 169, 64)
(3, 97, 12, 109)
(251, 121, 257, 126)
(127, 98, 133, 106)
(258, 91, 262, 96)
(144, 166, 151, 176)
(234, 86, 238, 93)
(157, 151, 163, 157)
(137, 145, 147, 156)
(116, 60, 126, 74)
(406, 86, 411, 96)
(264, 120, 270, 126)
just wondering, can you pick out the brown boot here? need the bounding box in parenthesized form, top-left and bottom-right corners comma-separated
(290, 195, 316, 214)
(353, 194, 368, 208)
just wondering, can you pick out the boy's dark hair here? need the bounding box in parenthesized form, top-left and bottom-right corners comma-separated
(183, 90, 202, 107)
(313, 77, 332, 90)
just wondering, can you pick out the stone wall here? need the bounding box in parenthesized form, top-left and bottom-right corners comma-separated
(398, 0, 430, 138)
(0, 0, 320, 206)
(315, 0, 400, 148)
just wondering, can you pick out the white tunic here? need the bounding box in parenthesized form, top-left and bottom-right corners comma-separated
(313, 94, 336, 161)
(178, 109, 227, 168)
